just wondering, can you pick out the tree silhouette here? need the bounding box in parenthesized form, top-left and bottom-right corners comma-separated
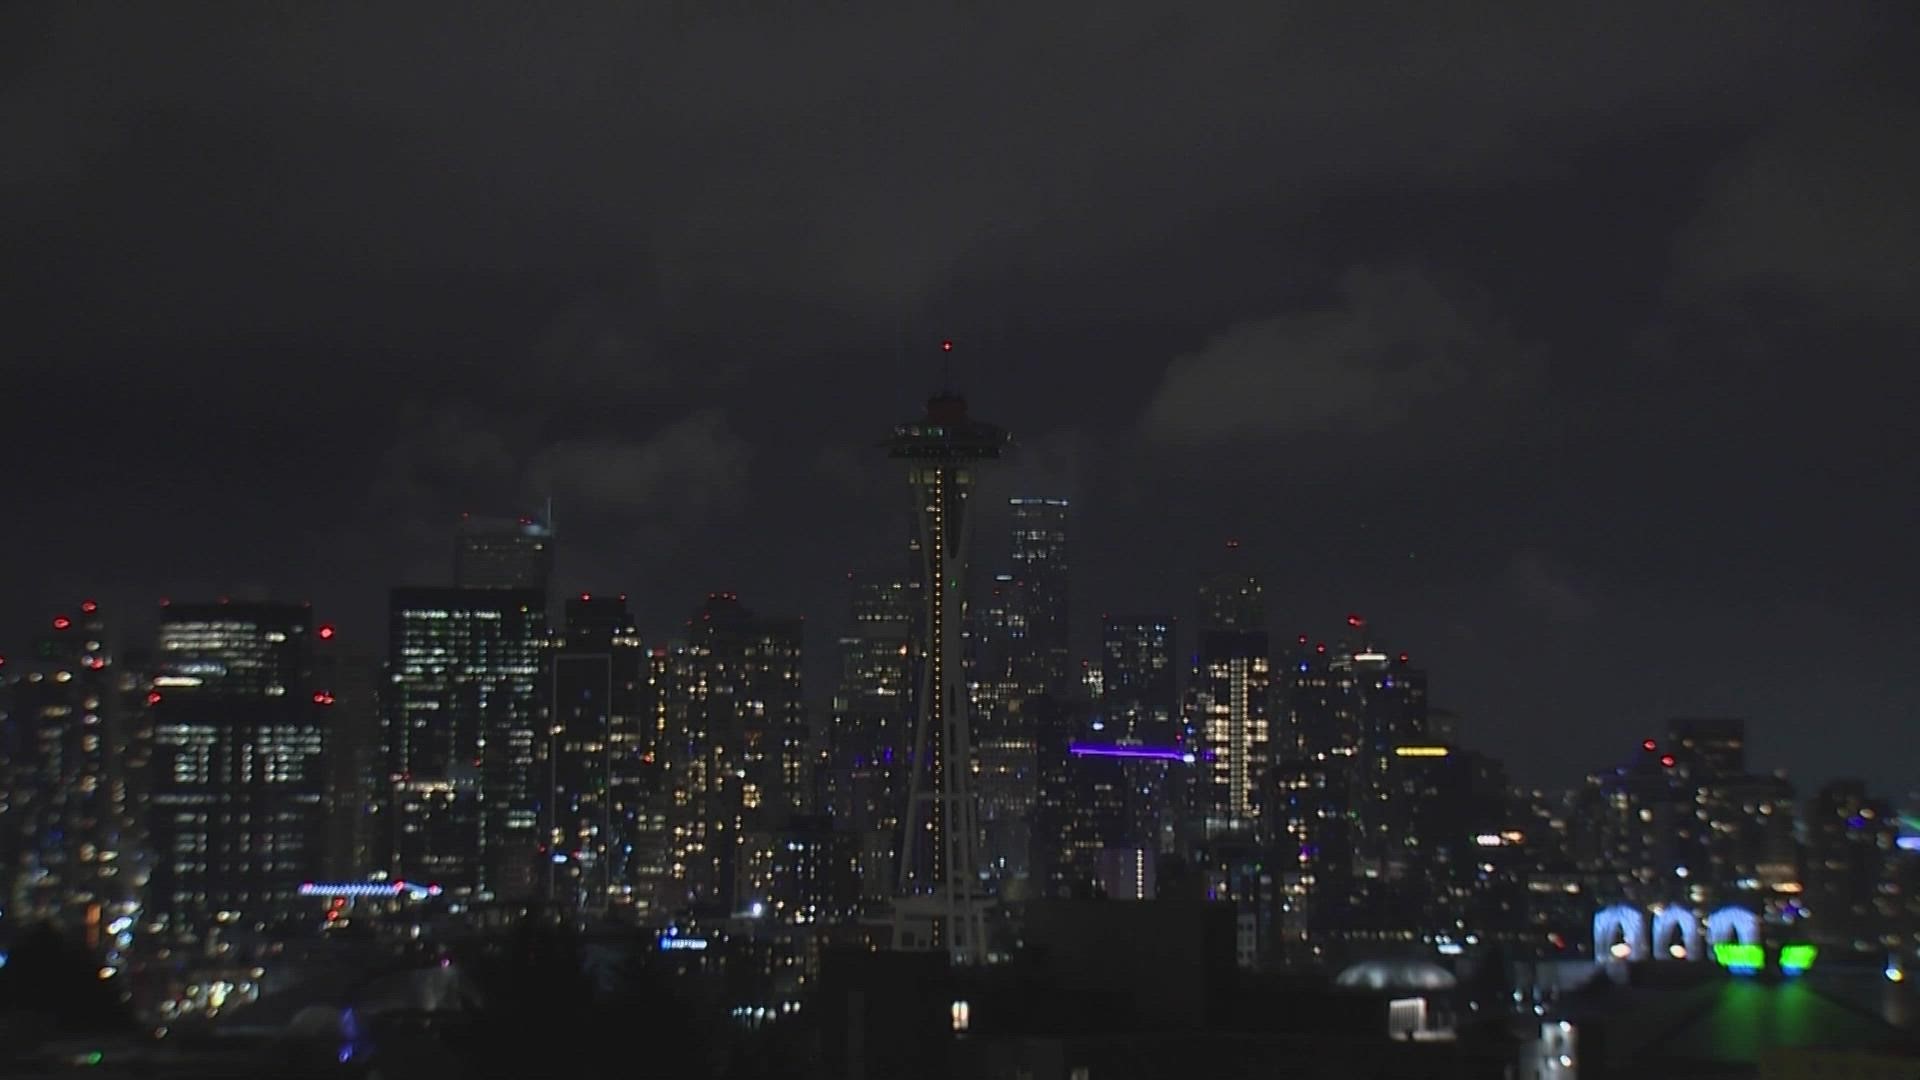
(447, 912, 717, 1078)
(0, 922, 132, 1036)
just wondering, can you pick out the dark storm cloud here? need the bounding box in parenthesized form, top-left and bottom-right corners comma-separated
(3, 3, 1917, 791)
(1672, 97, 1920, 325)
(0, 3, 1886, 339)
(1140, 266, 1537, 444)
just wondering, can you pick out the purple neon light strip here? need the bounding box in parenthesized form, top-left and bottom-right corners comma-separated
(1068, 743, 1186, 761)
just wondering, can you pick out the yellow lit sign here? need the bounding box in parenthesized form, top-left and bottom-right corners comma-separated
(1393, 746, 1450, 758)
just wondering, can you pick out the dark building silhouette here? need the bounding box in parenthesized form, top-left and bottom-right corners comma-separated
(453, 513, 555, 594)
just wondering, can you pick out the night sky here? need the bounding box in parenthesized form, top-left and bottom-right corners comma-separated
(4, 5, 1916, 793)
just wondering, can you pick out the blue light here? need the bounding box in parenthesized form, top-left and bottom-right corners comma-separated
(660, 937, 709, 951)
(300, 880, 438, 900)
(1069, 743, 1186, 762)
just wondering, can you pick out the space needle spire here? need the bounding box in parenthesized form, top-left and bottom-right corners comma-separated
(883, 342, 1007, 964)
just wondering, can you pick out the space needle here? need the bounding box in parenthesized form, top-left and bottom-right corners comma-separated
(884, 343, 1007, 965)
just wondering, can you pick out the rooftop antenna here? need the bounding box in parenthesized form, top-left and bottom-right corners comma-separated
(940, 338, 955, 392)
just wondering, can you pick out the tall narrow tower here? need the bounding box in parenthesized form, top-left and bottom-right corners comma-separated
(886, 389, 1007, 963)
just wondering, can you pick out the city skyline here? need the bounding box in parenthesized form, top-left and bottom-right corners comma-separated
(6, 7, 1920, 1076)
(5, 6, 1917, 795)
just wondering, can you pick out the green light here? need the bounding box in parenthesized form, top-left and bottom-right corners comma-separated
(1779, 944, 1818, 973)
(1714, 942, 1763, 969)
(83, 1052, 103, 1066)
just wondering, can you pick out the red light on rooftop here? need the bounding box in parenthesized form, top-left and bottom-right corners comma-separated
(1660, 754, 1676, 768)
(1298, 634, 1309, 645)
(941, 340, 953, 352)
(1347, 614, 1364, 628)
(1397, 652, 1409, 663)
(581, 593, 592, 601)
(1314, 642, 1326, 654)
(317, 624, 336, 640)
(146, 691, 163, 706)
(53, 616, 72, 630)
(81, 600, 98, 614)
(1225, 538, 1241, 550)
(1643, 739, 1657, 752)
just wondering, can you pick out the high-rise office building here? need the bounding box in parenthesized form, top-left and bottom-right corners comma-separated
(1198, 544, 1265, 632)
(147, 602, 327, 938)
(1100, 616, 1178, 746)
(1192, 626, 1271, 838)
(1661, 718, 1798, 905)
(1007, 497, 1070, 699)
(1338, 621, 1429, 873)
(313, 625, 382, 882)
(1805, 780, 1899, 953)
(886, 391, 1006, 962)
(1, 602, 135, 929)
(966, 572, 1027, 735)
(828, 572, 916, 904)
(454, 513, 555, 593)
(659, 593, 805, 912)
(386, 587, 545, 898)
(1668, 717, 1746, 778)
(545, 594, 648, 914)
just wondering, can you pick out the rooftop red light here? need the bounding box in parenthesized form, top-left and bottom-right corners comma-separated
(81, 600, 98, 614)
(1643, 739, 1657, 752)
(941, 340, 953, 352)
(53, 616, 72, 630)
(317, 624, 336, 640)
(1660, 754, 1676, 768)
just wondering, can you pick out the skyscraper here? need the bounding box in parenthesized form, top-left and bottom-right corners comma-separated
(313, 624, 382, 882)
(659, 593, 805, 912)
(1100, 616, 1177, 746)
(1339, 621, 1428, 874)
(1198, 545, 1265, 631)
(386, 587, 545, 898)
(1, 602, 134, 929)
(887, 391, 1006, 963)
(454, 513, 555, 593)
(1007, 497, 1070, 700)
(828, 572, 917, 903)
(1192, 627, 1270, 838)
(147, 602, 326, 939)
(545, 594, 646, 914)
(1804, 780, 1897, 953)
